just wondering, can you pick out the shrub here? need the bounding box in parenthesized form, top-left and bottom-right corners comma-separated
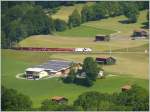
(54, 19, 68, 31)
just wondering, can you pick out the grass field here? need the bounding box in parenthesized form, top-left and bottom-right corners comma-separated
(55, 25, 116, 37)
(1, 49, 149, 108)
(51, 2, 94, 21)
(53, 9, 148, 37)
(18, 35, 149, 51)
(83, 10, 148, 36)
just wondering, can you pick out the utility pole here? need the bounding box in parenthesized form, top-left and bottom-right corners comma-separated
(109, 45, 112, 56)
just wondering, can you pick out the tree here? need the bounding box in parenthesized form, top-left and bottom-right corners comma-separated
(114, 85, 149, 111)
(81, 5, 89, 23)
(74, 91, 101, 110)
(92, 2, 107, 20)
(74, 91, 117, 111)
(68, 9, 81, 28)
(63, 68, 76, 83)
(83, 57, 100, 81)
(84, 77, 93, 87)
(54, 19, 68, 31)
(41, 99, 82, 111)
(123, 3, 139, 23)
(1, 86, 32, 111)
(106, 2, 123, 17)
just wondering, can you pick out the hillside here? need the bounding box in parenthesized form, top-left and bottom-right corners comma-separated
(55, 10, 148, 37)
(83, 10, 148, 35)
(51, 2, 94, 21)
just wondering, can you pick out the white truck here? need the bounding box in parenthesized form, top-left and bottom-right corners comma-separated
(74, 48, 92, 52)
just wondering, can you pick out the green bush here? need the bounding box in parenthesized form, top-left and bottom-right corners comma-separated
(54, 19, 68, 31)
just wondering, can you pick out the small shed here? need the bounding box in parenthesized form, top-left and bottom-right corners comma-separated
(121, 85, 132, 92)
(51, 96, 68, 104)
(132, 29, 148, 38)
(96, 57, 116, 65)
(95, 35, 110, 41)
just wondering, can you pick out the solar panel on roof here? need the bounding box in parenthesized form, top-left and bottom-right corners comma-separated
(32, 60, 73, 72)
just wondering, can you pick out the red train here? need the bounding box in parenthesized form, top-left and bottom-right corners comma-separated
(12, 47, 74, 52)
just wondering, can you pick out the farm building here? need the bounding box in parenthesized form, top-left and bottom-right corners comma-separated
(121, 85, 132, 92)
(76, 70, 104, 79)
(25, 68, 48, 79)
(51, 96, 68, 104)
(132, 29, 148, 39)
(95, 35, 110, 41)
(96, 57, 116, 65)
(25, 60, 76, 79)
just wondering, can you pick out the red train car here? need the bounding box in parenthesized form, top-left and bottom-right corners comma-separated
(12, 47, 75, 52)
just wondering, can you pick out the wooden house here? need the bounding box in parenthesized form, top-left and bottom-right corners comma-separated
(132, 29, 148, 39)
(96, 57, 116, 65)
(95, 35, 110, 41)
(51, 96, 68, 104)
(121, 85, 132, 92)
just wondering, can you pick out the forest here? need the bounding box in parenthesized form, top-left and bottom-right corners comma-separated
(1, 1, 149, 48)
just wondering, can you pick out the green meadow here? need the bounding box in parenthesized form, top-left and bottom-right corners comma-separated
(2, 50, 148, 107)
(2, 49, 149, 107)
(55, 25, 115, 37)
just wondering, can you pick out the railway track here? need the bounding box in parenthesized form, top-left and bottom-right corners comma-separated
(12, 50, 148, 54)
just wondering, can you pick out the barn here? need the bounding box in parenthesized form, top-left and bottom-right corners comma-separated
(132, 29, 148, 39)
(25, 68, 48, 79)
(121, 85, 132, 92)
(25, 60, 75, 79)
(95, 35, 110, 41)
(96, 57, 116, 65)
(51, 96, 68, 104)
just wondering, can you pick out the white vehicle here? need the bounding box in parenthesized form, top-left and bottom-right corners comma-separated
(75, 48, 92, 52)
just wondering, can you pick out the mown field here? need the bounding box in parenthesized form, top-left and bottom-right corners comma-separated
(18, 35, 148, 52)
(1, 49, 149, 108)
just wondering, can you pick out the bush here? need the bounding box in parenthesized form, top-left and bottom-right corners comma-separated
(114, 84, 149, 111)
(1, 86, 32, 111)
(63, 68, 76, 83)
(54, 19, 68, 31)
(41, 99, 82, 111)
(74, 77, 93, 87)
(68, 9, 81, 28)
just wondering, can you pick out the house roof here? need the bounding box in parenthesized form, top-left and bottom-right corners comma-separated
(27, 60, 73, 72)
(51, 96, 67, 101)
(96, 34, 107, 37)
(134, 29, 147, 32)
(26, 68, 44, 72)
(96, 57, 116, 61)
(121, 85, 132, 90)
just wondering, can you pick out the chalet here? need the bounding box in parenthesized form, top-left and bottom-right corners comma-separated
(95, 35, 110, 41)
(121, 85, 132, 92)
(132, 29, 148, 39)
(51, 96, 68, 104)
(96, 57, 116, 65)
(25, 60, 76, 79)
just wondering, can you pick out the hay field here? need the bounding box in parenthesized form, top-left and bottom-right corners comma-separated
(18, 35, 148, 52)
